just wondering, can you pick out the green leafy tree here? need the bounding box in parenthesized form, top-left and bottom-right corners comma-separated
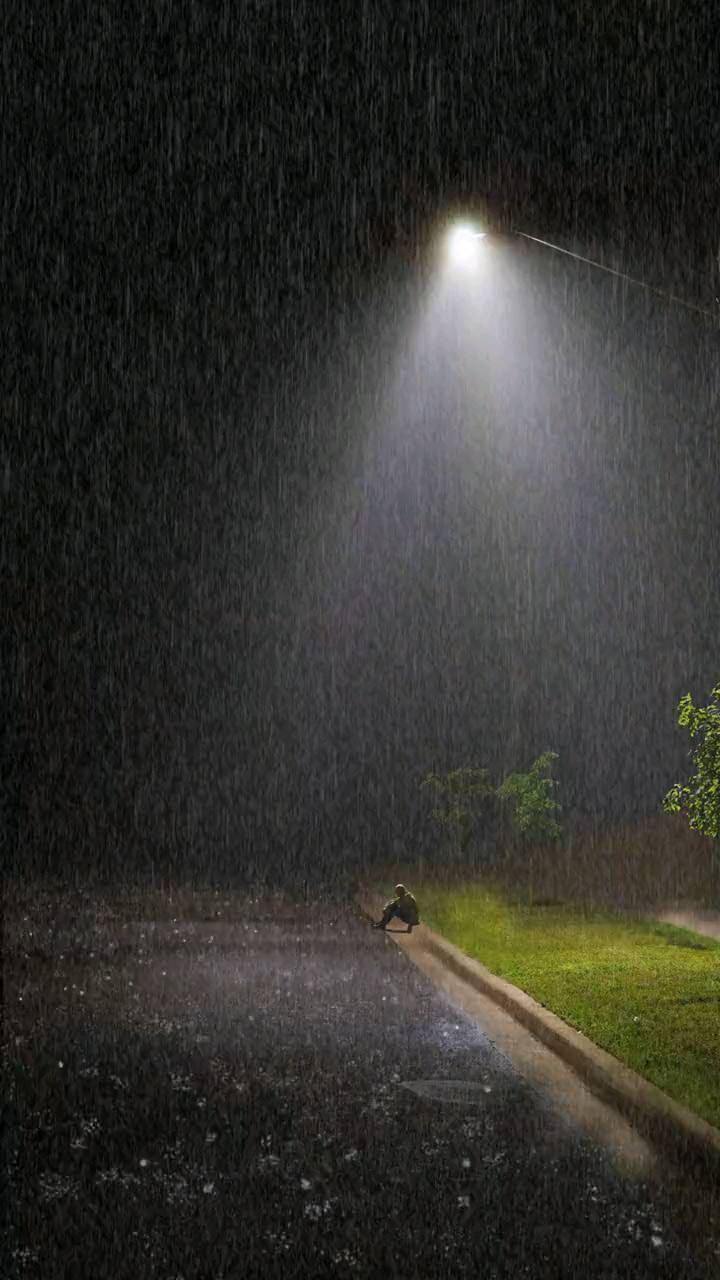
(421, 767, 494, 861)
(497, 751, 562, 845)
(663, 683, 720, 840)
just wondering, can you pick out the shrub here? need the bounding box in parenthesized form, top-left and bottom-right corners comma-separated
(420, 767, 494, 862)
(663, 683, 720, 840)
(497, 751, 562, 845)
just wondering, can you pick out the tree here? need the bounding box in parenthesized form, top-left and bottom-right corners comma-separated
(663, 682, 720, 840)
(421, 767, 494, 862)
(497, 751, 562, 845)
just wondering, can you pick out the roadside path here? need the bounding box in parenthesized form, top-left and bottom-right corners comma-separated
(651, 907, 720, 940)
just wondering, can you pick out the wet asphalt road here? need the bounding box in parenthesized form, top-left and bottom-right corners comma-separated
(5, 905, 716, 1279)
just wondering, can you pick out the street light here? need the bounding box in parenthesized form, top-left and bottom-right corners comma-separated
(446, 223, 487, 270)
(441, 217, 717, 321)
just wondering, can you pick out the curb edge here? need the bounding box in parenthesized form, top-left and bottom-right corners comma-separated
(357, 888, 720, 1181)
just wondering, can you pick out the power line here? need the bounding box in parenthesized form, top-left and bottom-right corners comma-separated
(513, 231, 719, 325)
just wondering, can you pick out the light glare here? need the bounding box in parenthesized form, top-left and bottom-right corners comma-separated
(447, 223, 487, 268)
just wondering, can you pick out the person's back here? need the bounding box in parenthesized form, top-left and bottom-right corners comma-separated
(394, 889, 419, 926)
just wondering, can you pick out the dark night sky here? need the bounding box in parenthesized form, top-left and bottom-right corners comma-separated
(7, 1, 720, 881)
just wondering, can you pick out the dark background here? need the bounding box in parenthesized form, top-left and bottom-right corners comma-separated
(6, 1, 720, 884)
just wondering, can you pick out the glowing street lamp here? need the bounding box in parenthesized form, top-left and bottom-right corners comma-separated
(446, 223, 487, 269)
(440, 215, 716, 320)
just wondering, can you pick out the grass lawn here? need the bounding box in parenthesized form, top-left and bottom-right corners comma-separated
(400, 880, 720, 1130)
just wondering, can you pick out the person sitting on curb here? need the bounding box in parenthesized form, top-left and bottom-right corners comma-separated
(372, 884, 420, 932)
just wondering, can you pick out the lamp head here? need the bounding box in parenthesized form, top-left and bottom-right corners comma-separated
(447, 222, 487, 268)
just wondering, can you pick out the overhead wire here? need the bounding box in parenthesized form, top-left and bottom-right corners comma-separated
(513, 231, 719, 325)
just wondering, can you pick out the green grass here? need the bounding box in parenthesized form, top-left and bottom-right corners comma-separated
(402, 879, 720, 1130)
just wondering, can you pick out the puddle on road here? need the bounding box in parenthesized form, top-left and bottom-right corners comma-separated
(399, 1079, 493, 1105)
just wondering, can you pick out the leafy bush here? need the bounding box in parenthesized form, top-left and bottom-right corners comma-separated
(497, 751, 562, 845)
(663, 683, 720, 840)
(420, 767, 494, 861)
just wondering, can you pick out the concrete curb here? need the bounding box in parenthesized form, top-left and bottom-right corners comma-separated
(357, 888, 720, 1182)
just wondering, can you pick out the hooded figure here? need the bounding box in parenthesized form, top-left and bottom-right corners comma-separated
(373, 884, 420, 932)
